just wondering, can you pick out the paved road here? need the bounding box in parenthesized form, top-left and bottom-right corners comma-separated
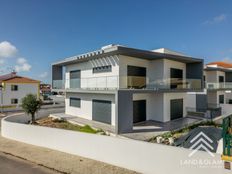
(0, 152, 60, 174)
(0, 107, 65, 127)
(0, 108, 65, 174)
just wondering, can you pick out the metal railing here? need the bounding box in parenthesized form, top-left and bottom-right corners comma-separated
(206, 82, 232, 89)
(222, 114, 232, 157)
(52, 76, 202, 91)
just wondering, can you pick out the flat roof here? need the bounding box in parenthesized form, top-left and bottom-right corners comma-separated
(52, 45, 203, 66)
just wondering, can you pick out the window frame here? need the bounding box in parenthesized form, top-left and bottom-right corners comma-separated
(93, 65, 112, 74)
(69, 97, 81, 108)
(11, 85, 18, 91)
(11, 98, 18, 104)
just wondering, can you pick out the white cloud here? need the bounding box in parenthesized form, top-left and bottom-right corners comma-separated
(15, 58, 31, 72)
(0, 41, 17, 58)
(0, 59, 4, 65)
(17, 57, 27, 64)
(39, 72, 48, 78)
(204, 14, 227, 25)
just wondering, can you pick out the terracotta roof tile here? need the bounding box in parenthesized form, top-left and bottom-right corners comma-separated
(207, 61, 232, 68)
(0, 73, 40, 83)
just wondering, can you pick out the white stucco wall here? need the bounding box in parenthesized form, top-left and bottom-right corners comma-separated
(205, 70, 225, 84)
(65, 55, 120, 89)
(185, 93, 197, 109)
(207, 91, 226, 104)
(163, 59, 186, 86)
(133, 93, 164, 122)
(2, 114, 229, 174)
(1, 83, 39, 106)
(163, 93, 187, 122)
(207, 92, 217, 104)
(133, 92, 187, 122)
(118, 55, 150, 88)
(65, 92, 116, 126)
(118, 55, 187, 88)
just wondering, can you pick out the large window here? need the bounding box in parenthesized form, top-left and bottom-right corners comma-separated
(127, 65, 146, 89)
(70, 97, 81, 108)
(70, 70, 81, 88)
(11, 85, 18, 91)
(11, 98, 18, 104)
(170, 68, 183, 89)
(93, 65, 112, 73)
(219, 76, 224, 83)
(219, 95, 224, 104)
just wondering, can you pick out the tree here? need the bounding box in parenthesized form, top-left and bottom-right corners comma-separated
(21, 94, 41, 124)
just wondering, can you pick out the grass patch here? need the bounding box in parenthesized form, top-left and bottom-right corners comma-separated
(36, 117, 105, 134)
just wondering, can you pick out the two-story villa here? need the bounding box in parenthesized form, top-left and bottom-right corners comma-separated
(186, 61, 232, 117)
(52, 44, 203, 134)
(204, 62, 232, 105)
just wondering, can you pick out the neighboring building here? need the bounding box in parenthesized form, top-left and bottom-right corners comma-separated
(40, 83, 51, 95)
(52, 44, 203, 133)
(204, 62, 232, 105)
(186, 61, 232, 117)
(0, 72, 40, 110)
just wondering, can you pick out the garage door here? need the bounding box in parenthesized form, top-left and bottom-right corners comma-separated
(170, 99, 183, 120)
(133, 100, 146, 123)
(92, 100, 111, 124)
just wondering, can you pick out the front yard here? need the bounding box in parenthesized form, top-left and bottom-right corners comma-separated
(36, 117, 106, 134)
(148, 121, 222, 145)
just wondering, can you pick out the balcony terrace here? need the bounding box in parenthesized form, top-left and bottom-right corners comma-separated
(52, 76, 202, 91)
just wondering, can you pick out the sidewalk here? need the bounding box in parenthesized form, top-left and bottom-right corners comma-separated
(0, 135, 137, 174)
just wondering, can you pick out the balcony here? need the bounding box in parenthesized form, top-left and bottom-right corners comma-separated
(206, 82, 232, 90)
(52, 76, 202, 91)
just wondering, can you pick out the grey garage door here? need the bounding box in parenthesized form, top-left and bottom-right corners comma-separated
(133, 100, 146, 123)
(92, 100, 111, 124)
(170, 99, 183, 120)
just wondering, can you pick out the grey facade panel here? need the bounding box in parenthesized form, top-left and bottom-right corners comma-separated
(186, 62, 203, 80)
(92, 100, 111, 124)
(52, 65, 63, 80)
(115, 91, 133, 134)
(196, 94, 207, 112)
(225, 72, 232, 82)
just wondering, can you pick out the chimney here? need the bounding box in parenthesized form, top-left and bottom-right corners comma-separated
(11, 70, 17, 77)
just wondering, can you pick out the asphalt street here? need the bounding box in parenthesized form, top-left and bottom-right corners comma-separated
(0, 108, 65, 174)
(0, 152, 61, 174)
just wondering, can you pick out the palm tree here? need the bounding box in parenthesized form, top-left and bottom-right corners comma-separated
(21, 94, 41, 124)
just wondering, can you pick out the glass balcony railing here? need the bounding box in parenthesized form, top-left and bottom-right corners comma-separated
(52, 76, 202, 90)
(52, 80, 65, 89)
(206, 82, 232, 89)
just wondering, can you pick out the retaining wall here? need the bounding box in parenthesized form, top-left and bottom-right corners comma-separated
(1, 114, 230, 174)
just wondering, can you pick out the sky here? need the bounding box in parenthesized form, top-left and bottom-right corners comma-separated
(0, 0, 232, 83)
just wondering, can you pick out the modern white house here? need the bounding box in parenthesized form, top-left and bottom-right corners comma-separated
(0, 72, 40, 110)
(186, 61, 232, 117)
(52, 44, 203, 133)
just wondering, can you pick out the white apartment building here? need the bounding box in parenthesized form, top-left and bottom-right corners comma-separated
(186, 61, 232, 117)
(0, 72, 40, 110)
(52, 44, 203, 133)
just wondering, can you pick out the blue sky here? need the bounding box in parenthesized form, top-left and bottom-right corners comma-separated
(0, 0, 232, 83)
